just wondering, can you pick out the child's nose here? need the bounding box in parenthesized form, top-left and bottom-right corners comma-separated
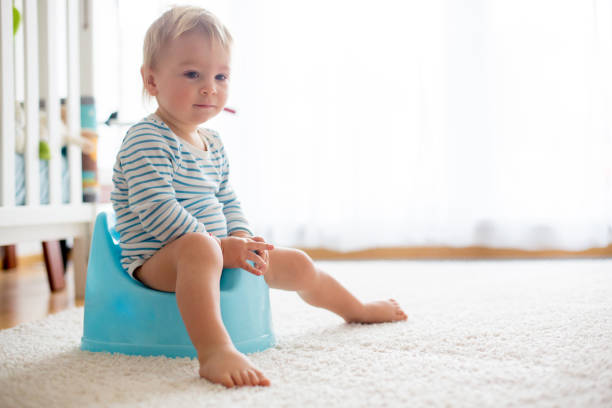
(200, 82, 216, 95)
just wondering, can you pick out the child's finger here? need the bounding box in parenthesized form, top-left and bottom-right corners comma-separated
(250, 236, 272, 246)
(246, 251, 266, 267)
(241, 261, 263, 276)
(251, 236, 267, 243)
(249, 241, 274, 251)
(255, 249, 270, 257)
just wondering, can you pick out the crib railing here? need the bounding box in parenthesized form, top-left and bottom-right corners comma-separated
(0, 0, 96, 298)
(1, 0, 83, 208)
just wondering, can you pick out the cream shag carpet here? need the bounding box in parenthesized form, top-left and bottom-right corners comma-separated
(1, 259, 611, 407)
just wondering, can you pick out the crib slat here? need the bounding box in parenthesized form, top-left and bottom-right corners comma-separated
(24, 0, 40, 206)
(39, 0, 62, 205)
(66, 0, 82, 205)
(0, 1, 15, 207)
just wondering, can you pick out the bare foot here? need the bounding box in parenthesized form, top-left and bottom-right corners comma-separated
(346, 299, 408, 324)
(198, 345, 270, 388)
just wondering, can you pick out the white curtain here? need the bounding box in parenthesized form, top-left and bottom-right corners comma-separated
(99, 0, 612, 251)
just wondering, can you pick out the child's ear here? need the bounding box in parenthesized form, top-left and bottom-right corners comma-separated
(141, 65, 158, 96)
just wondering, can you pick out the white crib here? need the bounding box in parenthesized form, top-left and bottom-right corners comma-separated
(0, 0, 97, 298)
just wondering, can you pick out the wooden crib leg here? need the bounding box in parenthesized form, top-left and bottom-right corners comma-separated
(60, 240, 70, 271)
(2, 245, 18, 270)
(42, 241, 66, 292)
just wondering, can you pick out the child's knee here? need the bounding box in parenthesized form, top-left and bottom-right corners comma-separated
(174, 232, 222, 268)
(291, 249, 318, 284)
(294, 249, 314, 267)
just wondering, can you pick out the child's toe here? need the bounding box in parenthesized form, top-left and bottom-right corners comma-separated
(247, 370, 259, 385)
(240, 370, 253, 385)
(256, 371, 270, 386)
(231, 372, 244, 386)
(220, 374, 234, 388)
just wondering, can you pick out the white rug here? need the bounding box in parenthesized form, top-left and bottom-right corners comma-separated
(1, 259, 611, 407)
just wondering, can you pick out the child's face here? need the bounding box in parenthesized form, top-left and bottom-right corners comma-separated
(144, 31, 230, 128)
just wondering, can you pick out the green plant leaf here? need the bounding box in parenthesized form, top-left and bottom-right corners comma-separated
(13, 7, 21, 36)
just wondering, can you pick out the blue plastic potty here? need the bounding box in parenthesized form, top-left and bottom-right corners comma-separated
(81, 211, 276, 358)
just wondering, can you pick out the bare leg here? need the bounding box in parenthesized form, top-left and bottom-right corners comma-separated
(264, 248, 407, 323)
(135, 232, 269, 388)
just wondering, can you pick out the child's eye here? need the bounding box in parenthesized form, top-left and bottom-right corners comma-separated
(184, 71, 199, 79)
(215, 74, 228, 81)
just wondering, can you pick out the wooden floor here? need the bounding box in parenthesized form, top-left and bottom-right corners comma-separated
(0, 259, 83, 330)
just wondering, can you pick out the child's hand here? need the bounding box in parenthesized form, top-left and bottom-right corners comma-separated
(251, 236, 271, 274)
(220, 236, 274, 276)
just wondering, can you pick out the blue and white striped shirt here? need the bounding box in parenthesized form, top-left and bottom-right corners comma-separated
(111, 114, 252, 276)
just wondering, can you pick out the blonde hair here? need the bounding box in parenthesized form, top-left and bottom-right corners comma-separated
(142, 6, 232, 98)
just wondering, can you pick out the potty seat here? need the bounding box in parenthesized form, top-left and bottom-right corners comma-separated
(81, 211, 275, 358)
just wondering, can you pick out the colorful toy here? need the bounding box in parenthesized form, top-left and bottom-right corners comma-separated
(81, 211, 276, 357)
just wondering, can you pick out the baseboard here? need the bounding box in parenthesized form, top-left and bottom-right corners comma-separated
(302, 244, 612, 260)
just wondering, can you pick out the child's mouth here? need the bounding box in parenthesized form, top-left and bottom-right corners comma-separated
(194, 104, 215, 109)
